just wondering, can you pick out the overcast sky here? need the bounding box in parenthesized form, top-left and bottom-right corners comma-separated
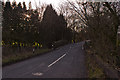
(3, 0, 67, 10)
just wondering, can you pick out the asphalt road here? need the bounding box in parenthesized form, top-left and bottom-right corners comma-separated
(2, 42, 87, 78)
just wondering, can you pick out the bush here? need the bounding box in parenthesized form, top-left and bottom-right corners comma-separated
(52, 40, 68, 49)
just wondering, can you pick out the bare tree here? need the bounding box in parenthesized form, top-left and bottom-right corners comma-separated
(59, 0, 120, 67)
(33, 0, 47, 21)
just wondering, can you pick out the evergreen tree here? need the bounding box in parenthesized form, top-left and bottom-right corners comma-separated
(29, 1, 32, 10)
(23, 2, 27, 11)
(41, 4, 72, 46)
(41, 4, 58, 45)
(2, 1, 13, 44)
(12, 0, 17, 9)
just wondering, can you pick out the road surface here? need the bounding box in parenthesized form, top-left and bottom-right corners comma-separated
(2, 42, 87, 78)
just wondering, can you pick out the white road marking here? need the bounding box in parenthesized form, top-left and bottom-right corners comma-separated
(32, 72, 43, 76)
(48, 54, 66, 67)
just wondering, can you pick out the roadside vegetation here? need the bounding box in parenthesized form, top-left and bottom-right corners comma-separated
(59, 1, 120, 78)
(2, 48, 51, 66)
(2, 1, 73, 66)
(84, 41, 106, 78)
(84, 41, 120, 78)
(86, 53, 105, 78)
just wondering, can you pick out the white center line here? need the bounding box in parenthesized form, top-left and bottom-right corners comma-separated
(48, 53, 66, 67)
(32, 72, 43, 76)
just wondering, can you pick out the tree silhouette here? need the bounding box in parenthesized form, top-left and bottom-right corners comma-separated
(41, 4, 72, 46)
(23, 2, 27, 11)
(2, 1, 73, 49)
(41, 5, 58, 45)
(2, 1, 13, 44)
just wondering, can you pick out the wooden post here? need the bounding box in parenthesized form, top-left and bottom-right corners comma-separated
(117, 26, 120, 47)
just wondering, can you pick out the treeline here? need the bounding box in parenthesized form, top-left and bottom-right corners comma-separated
(2, 1, 73, 48)
(60, 1, 120, 67)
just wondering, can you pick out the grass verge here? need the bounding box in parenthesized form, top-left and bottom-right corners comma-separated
(85, 48, 106, 78)
(2, 48, 51, 66)
(86, 53, 106, 78)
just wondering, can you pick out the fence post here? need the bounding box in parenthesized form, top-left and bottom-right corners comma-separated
(117, 26, 120, 47)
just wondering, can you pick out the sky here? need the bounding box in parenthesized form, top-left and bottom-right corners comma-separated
(3, 0, 66, 10)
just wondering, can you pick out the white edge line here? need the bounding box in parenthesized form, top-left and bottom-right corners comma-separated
(48, 54, 66, 67)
